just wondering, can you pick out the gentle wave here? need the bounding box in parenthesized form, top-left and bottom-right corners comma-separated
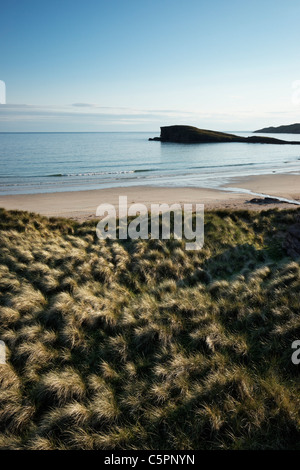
(189, 162, 256, 170)
(46, 163, 258, 178)
(47, 170, 135, 177)
(46, 169, 159, 177)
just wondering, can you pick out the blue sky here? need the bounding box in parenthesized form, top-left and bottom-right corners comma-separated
(1, 0, 300, 131)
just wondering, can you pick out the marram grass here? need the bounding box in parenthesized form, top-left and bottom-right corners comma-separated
(0, 207, 299, 450)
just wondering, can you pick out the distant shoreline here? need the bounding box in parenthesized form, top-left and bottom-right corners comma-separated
(254, 123, 300, 134)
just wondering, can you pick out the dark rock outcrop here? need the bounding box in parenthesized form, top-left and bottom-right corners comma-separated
(254, 123, 300, 134)
(247, 197, 284, 205)
(149, 125, 300, 144)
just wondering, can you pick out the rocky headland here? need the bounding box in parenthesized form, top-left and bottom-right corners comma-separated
(254, 123, 300, 134)
(149, 125, 300, 144)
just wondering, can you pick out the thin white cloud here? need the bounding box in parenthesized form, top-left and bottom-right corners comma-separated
(72, 103, 96, 108)
(0, 103, 299, 131)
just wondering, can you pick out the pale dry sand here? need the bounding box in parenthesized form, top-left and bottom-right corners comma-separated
(225, 174, 300, 201)
(0, 174, 300, 221)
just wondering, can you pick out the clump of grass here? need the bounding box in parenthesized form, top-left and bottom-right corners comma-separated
(0, 433, 22, 450)
(38, 401, 90, 439)
(6, 284, 46, 315)
(34, 367, 86, 406)
(0, 307, 20, 328)
(89, 384, 120, 425)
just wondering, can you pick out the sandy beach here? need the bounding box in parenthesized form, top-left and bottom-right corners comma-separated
(0, 173, 300, 221)
(225, 173, 300, 201)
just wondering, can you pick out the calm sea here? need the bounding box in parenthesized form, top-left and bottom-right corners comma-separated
(0, 131, 300, 195)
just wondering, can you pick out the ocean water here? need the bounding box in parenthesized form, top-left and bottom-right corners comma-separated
(0, 131, 300, 195)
